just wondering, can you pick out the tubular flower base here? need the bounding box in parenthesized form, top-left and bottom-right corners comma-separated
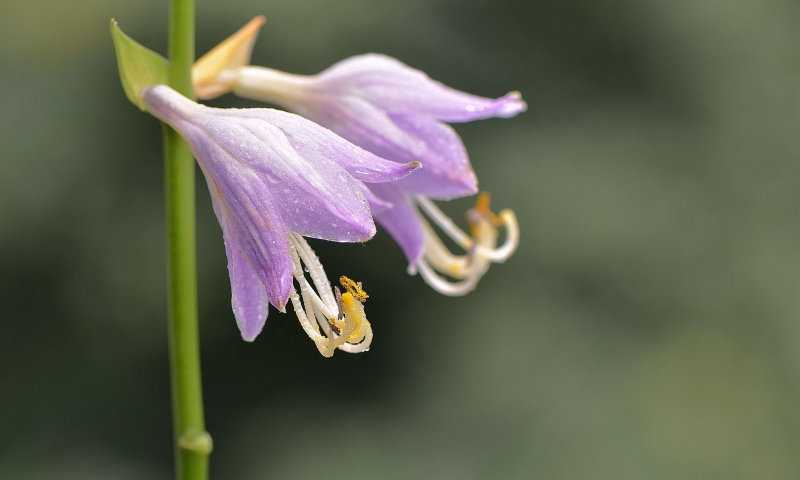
(143, 85, 419, 354)
(413, 193, 519, 295)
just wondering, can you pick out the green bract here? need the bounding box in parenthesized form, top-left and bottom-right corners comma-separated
(110, 20, 169, 111)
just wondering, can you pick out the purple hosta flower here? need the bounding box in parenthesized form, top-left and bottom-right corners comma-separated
(202, 53, 524, 294)
(143, 85, 420, 356)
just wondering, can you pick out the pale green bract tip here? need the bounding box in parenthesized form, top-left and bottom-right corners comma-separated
(110, 19, 169, 111)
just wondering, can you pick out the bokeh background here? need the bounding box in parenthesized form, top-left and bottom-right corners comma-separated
(1, 0, 799, 478)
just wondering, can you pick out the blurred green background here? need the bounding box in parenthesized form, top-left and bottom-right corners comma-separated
(1, 0, 799, 478)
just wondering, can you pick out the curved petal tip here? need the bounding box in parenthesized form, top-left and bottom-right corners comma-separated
(239, 319, 266, 342)
(495, 91, 527, 118)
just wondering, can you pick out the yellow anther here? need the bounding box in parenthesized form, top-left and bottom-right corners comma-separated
(340, 276, 368, 302)
(341, 292, 369, 344)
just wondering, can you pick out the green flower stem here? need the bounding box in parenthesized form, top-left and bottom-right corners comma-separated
(164, 0, 210, 479)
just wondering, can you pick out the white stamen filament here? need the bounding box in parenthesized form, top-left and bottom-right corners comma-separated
(287, 233, 373, 357)
(416, 258, 484, 296)
(420, 220, 480, 280)
(482, 210, 519, 262)
(415, 195, 519, 262)
(415, 195, 473, 249)
(412, 194, 519, 296)
(339, 328, 373, 353)
(292, 235, 336, 306)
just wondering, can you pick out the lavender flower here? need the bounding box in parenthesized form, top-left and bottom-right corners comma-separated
(197, 53, 524, 295)
(143, 85, 420, 355)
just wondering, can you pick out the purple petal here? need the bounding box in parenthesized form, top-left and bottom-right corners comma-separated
(231, 107, 422, 183)
(214, 117, 376, 241)
(203, 169, 294, 314)
(388, 113, 478, 199)
(144, 85, 378, 243)
(316, 54, 527, 122)
(212, 170, 294, 311)
(360, 183, 393, 215)
(220, 211, 269, 341)
(300, 97, 476, 199)
(367, 183, 424, 266)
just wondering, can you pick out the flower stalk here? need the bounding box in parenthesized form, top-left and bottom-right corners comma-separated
(164, 0, 211, 479)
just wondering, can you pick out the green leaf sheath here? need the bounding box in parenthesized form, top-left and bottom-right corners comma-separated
(110, 20, 169, 111)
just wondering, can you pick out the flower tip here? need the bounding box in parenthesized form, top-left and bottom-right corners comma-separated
(235, 312, 267, 342)
(448, 169, 479, 197)
(406, 247, 425, 273)
(232, 292, 269, 342)
(273, 298, 287, 314)
(192, 15, 267, 99)
(495, 91, 527, 118)
(395, 160, 424, 180)
(240, 329, 261, 342)
(250, 15, 268, 28)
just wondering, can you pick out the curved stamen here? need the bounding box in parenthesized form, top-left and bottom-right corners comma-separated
(410, 192, 518, 295)
(420, 220, 476, 280)
(415, 194, 519, 262)
(475, 209, 518, 262)
(416, 258, 484, 296)
(339, 325, 373, 353)
(290, 234, 336, 307)
(289, 240, 337, 319)
(288, 287, 326, 345)
(286, 234, 374, 356)
(415, 195, 472, 249)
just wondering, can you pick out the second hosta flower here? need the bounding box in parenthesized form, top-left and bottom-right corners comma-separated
(143, 85, 419, 356)
(194, 28, 525, 294)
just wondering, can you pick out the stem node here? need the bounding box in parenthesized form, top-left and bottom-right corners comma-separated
(179, 429, 214, 455)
